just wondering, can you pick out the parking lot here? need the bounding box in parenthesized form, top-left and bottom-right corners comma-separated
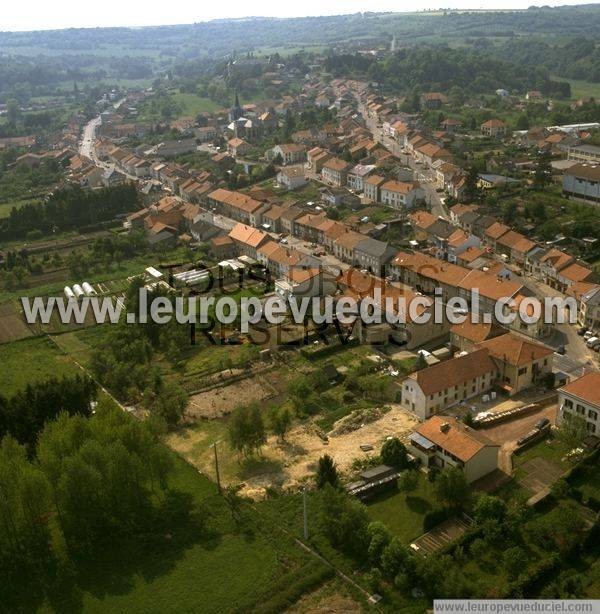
(480, 403, 558, 446)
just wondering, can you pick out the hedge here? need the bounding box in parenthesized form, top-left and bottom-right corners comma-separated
(250, 561, 335, 613)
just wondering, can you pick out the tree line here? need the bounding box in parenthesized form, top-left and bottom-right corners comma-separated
(0, 374, 97, 449)
(0, 183, 139, 239)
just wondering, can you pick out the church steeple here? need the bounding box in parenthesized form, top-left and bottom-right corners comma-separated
(228, 90, 243, 123)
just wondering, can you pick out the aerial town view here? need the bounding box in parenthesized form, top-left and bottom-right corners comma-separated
(1, 2, 600, 612)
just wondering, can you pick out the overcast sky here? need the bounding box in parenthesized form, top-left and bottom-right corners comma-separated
(3, 0, 596, 32)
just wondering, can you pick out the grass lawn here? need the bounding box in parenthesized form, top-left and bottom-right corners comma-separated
(77, 534, 280, 614)
(172, 92, 221, 115)
(512, 436, 572, 473)
(0, 336, 80, 396)
(366, 474, 436, 542)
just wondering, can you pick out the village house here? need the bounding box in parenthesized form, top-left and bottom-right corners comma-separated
(261, 205, 286, 233)
(408, 416, 499, 482)
(353, 237, 397, 272)
(347, 164, 377, 192)
(228, 223, 270, 259)
(401, 348, 498, 420)
(475, 333, 554, 396)
(293, 212, 327, 243)
(195, 126, 219, 143)
(306, 147, 332, 176)
(207, 188, 269, 226)
(575, 285, 600, 331)
(274, 267, 336, 303)
(268, 143, 307, 165)
(363, 175, 387, 203)
(420, 92, 448, 110)
(562, 163, 600, 204)
(567, 144, 600, 164)
(277, 166, 308, 190)
(380, 180, 423, 210)
(483, 221, 511, 250)
(209, 235, 236, 260)
(481, 119, 507, 138)
(280, 206, 305, 236)
(333, 230, 366, 264)
(321, 158, 352, 187)
(335, 268, 448, 349)
(558, 372, 600, 435)
(450, 320, 506, 353)
(445, 229, 482, 264)
(227, 137, 251, 158)
(495, 230, 537, 266)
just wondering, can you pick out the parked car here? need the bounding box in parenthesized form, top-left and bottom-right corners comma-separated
(535, 417, 550, 431)
(584, 331, 595, 340)
(587, 337, 600, 349)
(577, 327, 588, 336)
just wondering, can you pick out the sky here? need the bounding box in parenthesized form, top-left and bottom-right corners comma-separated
(2, 0, 597, 32)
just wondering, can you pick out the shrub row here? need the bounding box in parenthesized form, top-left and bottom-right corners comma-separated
(506, 553, 561, 598)
(250, 561, 335, 614)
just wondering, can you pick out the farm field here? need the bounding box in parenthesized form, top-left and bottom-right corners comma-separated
(0, 336, 80, 396)
(0, 300, 35, 343)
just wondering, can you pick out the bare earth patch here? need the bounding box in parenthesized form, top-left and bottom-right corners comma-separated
(186, 376, 275, 419)
(169, 404, 419, 499)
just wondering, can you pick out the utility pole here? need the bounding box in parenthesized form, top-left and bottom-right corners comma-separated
(213, 442, 221, 494)
(303, 488, 309, 540)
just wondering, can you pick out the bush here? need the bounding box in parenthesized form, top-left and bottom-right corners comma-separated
(506, 553, 560, 597)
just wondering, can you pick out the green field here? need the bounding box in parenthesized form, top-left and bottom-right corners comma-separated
(171, 93, 221, 115)
(551, 75, 600, 100)
(0, 198, 36, 219)
(0, 336, 79, 396)
(366, 475, 436, 543)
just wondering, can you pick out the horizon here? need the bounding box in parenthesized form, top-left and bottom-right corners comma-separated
(2, 0, 598, 33)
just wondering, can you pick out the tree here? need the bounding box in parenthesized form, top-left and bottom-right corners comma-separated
(380, 537, 411, 579)
(316, 454, 339, 489)
(502, 546, 527, 580)
(515, 114, 529, 130)
(152, 381, 187, 427)
(6, 99, 21, 125)
(318, 484, 369, 557)
(534, 149, 552, 189)
(463, 165, 481, 202)
(367, 521, 392, 565)
(381, 437, 409, 469)
(473, 495, 507, 524)
(434, 468, 470, 510)
(556, 413, 587, 449)
(228, 403, 266, 458)
(270, 407, 292, 441)
(397, 469, 419, 495)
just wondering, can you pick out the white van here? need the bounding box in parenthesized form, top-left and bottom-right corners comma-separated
(586, 336, 599, 348)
